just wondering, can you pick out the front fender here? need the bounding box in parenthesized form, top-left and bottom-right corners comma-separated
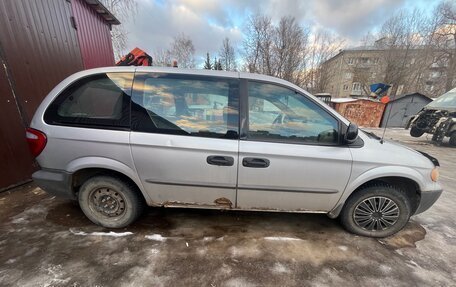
(328, 165, 428, 218)
(65, 157, 152, 203)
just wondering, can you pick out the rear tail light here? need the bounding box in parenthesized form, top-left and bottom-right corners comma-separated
(26, 128, 47, 157)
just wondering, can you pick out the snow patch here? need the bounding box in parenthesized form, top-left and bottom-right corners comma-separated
(69, 228, 133, 237)
(11, 217, 28, 224)
(264, 236, 302, 241)
(379, 264, 392, 274)
(43, 264, 71, 287)
(406, 259, 421, 268)
(11, 205, 48, 223)
(338, 245, 348, 251)
(197, 246, 208, 256)
(145, 234, 167, 242)
(5, 258, 17, 264)
(271, 262, 290, 274)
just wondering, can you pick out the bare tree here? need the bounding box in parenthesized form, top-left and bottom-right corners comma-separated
(219, 38, 237, 71)
(99, 0, 137, 60)
(170, 33, 196, 68)
(153, 48, 172, 67)
(242, 14, 274, 74)
(271, 17, 309, 85)
(376, 9, 429, 95)
(242, 14, 309, 86)
(305, 30, 345, 93)
(430, 1, 456, 93)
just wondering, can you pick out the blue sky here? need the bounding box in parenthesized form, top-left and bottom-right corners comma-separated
(123, 0, 441, 66)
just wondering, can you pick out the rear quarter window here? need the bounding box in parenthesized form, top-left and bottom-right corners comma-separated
(44, 73, 133, 129)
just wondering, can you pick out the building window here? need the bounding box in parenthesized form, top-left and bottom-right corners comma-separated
(347, 58, 355, 65)
(430, 71, 441, 78)
(360, 57, 369, 64)
(343, 84, 349, 91)
(373, 57, 379, 64)
(344, 72, 352, 79)
(352, 82, 362, 92)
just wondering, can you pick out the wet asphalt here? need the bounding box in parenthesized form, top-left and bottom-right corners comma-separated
(0, 128, 455, 286)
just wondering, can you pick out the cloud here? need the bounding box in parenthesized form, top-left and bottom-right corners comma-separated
(124, 0, 243, 65)
(123, 0, 410, 65)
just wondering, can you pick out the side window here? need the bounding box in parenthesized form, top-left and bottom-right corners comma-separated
(44, 73, 133, 129)
(247, 81, 339, 144)
(131, 73, 239, 139)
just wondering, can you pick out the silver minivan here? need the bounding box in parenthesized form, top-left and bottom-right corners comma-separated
(27, 67, 442, 237)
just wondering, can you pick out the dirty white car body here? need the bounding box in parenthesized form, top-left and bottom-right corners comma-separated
(28, 67, 442, 237)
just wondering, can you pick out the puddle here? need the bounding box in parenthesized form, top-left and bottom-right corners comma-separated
(378, 222, 426, 249)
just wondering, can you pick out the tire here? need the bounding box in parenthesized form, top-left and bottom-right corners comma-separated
(78, 176, 145, 228)
(410, 126, 424, 137)
(449, 132, 456, 147)
(340, 184, 411, 238)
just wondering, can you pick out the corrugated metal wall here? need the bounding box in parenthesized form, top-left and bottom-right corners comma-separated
(0, 0, 84, 121)
(0, 56, 36, 189)
(380, 95, 432, 128)
(72, 0, 115, 69)
(0, 0, 84, 189)
(0, 0, 115, 190)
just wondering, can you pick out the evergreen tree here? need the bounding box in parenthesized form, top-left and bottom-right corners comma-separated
(203, 52, 212, 69)
(213, 57, 223, 70)
(213, 57, 218, 70)
(216, 59, 223, 70)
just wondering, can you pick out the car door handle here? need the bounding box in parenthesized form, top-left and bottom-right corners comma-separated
(207, 155, 234, 166)
(242, 157, 270, 168)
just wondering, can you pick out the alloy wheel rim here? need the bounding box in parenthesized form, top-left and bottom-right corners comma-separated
(89, 187, 126, 217)
(353, 196, 400, 231)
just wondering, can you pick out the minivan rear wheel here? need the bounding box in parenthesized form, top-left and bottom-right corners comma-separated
(340, 184, 411, 238)
(78, 176, 144, 228)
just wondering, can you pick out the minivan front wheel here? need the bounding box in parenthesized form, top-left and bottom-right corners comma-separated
(340, 184, 411, 238)
(78, 176, 144, 228)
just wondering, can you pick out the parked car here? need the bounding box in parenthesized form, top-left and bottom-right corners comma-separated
(27, 67, 442, 237)
(408, 87, 456, 146)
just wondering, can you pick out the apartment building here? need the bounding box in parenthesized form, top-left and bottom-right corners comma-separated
(321, 44, 450, 98)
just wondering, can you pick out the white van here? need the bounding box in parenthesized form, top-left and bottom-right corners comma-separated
(27, 67, 442, 237)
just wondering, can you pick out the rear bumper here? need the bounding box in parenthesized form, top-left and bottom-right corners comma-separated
(414, 189, 443, 215)
(32, 169, 76, 200)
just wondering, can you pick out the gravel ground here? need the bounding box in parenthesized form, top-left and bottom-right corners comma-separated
(0, 128, 455, 287)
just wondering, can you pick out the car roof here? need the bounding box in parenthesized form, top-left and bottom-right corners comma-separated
(80, 66, 300, 88)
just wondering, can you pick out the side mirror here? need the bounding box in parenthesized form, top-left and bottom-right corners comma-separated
(345, 123, 358, 143)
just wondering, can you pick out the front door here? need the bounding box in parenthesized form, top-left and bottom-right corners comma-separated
(237, 80, 352, 212)
(130, 72, 240, 208)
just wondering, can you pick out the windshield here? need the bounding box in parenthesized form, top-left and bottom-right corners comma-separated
(426, 88, 456, 109)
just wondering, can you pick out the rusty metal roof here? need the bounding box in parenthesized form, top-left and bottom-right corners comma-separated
(84, 0, 121, 25)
